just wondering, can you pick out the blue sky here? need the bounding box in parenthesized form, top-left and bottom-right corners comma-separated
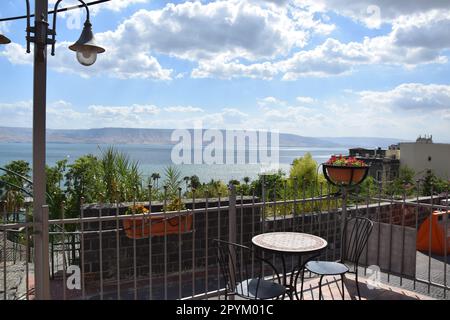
(1, 0, 450, 141)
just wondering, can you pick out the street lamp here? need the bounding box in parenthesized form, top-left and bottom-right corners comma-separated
(51, 0, 105, 66)
(0, 0, 106, 300)
(1, 0, 105, 64)
(0, 34, 11, 44)
(70, 20, 105, 66)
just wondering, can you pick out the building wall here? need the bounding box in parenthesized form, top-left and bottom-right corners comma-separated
(352, 157, 399, 183)
(399, 142, 450, 179)
(386, 149, 400, 160)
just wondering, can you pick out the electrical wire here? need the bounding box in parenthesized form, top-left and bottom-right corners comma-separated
(0, 0, 113, 22)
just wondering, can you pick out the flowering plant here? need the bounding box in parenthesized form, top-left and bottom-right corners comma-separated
(326, 155, 367, 167)
(126, 204, 149, 215)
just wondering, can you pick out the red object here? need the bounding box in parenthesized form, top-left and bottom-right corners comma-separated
(326, 155, 366, 167)
(123, 214, 193, 239)
(325, 166, 368, 185)
(416, 211, 450, 256)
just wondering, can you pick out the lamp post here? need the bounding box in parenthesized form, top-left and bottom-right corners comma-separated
(0, 0, 105, 299)
(0, 34, 11, 44)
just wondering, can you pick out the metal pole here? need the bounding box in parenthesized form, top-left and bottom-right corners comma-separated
(228, 184, 237, 300)
(35, 205, 50, 299)
(228, 184, 237, 245)
(32, 0, 50, 300)
(340, 187, 347, 262)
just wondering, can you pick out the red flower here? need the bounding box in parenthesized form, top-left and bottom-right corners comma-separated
(326, 155, 366, 167)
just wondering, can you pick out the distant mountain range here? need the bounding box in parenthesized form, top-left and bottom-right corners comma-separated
(319, 137, 410, 148)
(0, 127, 407, 149)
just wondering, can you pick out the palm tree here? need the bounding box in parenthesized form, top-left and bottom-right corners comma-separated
(189, 175, 201, 190)
(151, 172, 161, 189)
(183, 176, 190, 190)
(229, 179, 240, 186)
(151, 173, 158, 188)
(163, 166, 182, 198)
(243, 176, 250, 185)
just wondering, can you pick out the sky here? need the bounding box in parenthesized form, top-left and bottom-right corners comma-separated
(0, 0, 450, 141)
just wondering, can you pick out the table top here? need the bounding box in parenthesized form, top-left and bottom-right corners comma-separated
(252, 232, 328, 254)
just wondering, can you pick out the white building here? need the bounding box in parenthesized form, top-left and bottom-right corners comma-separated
(399, 136, 450, 179)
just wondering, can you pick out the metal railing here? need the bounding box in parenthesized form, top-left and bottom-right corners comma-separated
(0, 181, 448, 300)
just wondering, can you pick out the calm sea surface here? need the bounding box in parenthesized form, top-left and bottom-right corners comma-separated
(0, 143, 349, 182)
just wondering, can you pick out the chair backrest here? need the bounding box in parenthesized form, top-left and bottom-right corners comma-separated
(213, 239, 261, 299)
(342, 216, 374, 266)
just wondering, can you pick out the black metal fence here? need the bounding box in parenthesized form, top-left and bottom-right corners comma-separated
(0, 182, 448, 300)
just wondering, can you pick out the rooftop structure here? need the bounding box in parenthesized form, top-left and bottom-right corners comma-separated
(349, 147, 400, 182)
(399, 138, 450, 179)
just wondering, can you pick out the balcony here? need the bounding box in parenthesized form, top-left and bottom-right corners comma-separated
(0, 181, 448, 301)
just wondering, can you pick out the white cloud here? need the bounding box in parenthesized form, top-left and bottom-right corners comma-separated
(359, 83, 450, 111)
(1, 0, 331, 80)
(263, 106, 313, 119)
(164, 106, 204, 113)
(0, 100, 32, 113)
(89, 104, 160, 117)
(92, 0, 148, 13)
(222, 108, 248, 117)
(192, 57, 279, 80)
(114, 0, 312, 62)
(296, 96, 315, 104)
(191, 1, 450, 80)
(282, 33, 448, 80)
(0, 21, 10, 34)
(257, 96, 287, 108)
(0, 39, 173, 80)
(0, 100, 85, 128)
(48, 0, 148, 15)
(392, 10, 450, 50)
(0, 43, 32, 65)
(440, 110, 450, 121)
(2, 0, 448, 81)
(192, 26, 449, 80)
(304, 0, 450, 27)
(2, 83, 450, 138)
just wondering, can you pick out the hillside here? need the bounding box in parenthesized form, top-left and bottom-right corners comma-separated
(0, 127, 405, 148)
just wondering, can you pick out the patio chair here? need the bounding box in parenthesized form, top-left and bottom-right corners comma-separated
(300, 216, 373, 300)
(213, 239, 287, 300)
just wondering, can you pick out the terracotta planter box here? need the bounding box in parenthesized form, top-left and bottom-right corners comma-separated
(323, 165, 369, 186)
(122, 214, 193, 239)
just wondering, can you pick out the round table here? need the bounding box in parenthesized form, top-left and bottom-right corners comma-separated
(252, 232, 328, 300)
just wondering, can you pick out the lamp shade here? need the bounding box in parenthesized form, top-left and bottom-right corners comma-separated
(0, 34, 11, 45)
(68, 20, 105, 66)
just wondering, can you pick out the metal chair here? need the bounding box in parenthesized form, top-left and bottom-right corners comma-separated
(214, 239, 287, 300)
(300, 216, 373, 300)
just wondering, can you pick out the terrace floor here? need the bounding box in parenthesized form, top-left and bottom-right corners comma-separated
(297, 273, 433, 300)
(211, 273, 434, 301)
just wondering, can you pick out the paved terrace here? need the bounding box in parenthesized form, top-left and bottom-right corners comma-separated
(210, 272, 434, 301)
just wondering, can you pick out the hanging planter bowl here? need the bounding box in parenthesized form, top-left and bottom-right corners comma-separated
(322, 164, 370, 187)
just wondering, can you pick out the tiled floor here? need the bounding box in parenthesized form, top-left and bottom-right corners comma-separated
(293, 273, 434, 300)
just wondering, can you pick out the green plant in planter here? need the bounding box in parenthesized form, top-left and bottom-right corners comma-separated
(164, 198, 186, 212)
(125, 204, 149, 215)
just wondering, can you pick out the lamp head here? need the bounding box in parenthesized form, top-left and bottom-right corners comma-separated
(0, 34, 11, 45)
(69, 20, 105, 66)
